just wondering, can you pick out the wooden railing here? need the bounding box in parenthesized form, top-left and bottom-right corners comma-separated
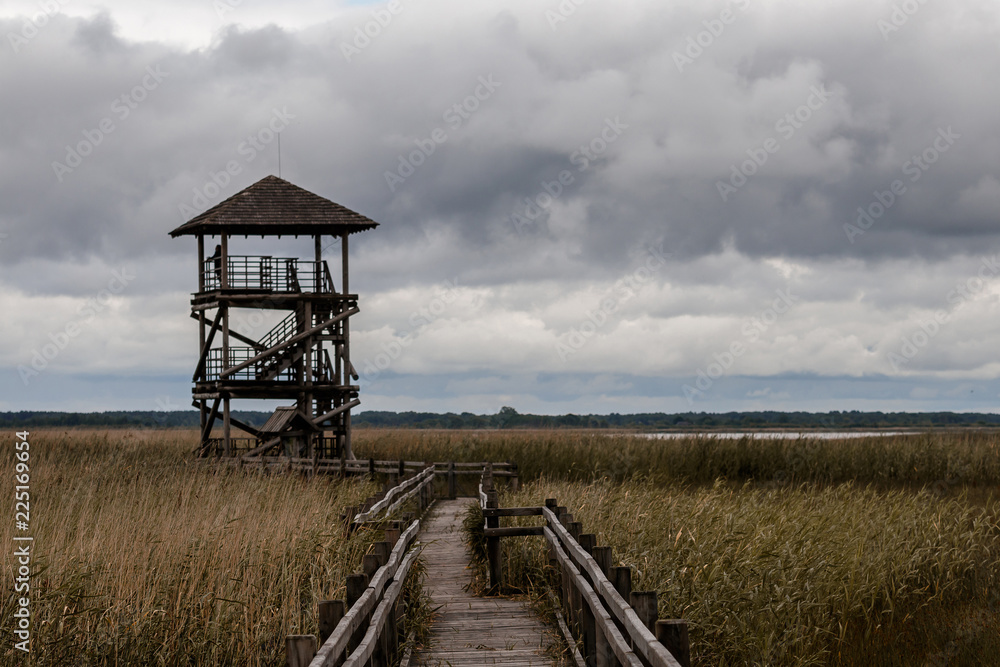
(214, 456, 518, 488)
(285, 461, 514, 667)
(352, 465, 435, 525)
(287, 520, 422, 667)
(203, 346, 328, 382)
(479, 469, 691, 667)
(202, 255, 332, 293)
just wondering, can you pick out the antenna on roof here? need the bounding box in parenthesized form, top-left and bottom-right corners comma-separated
(277, 132, 282, 178)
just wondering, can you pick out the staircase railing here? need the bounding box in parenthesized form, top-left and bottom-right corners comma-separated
(259, 311, 299, 351)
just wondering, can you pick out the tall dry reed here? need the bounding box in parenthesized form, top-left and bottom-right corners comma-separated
(493, 478, 1000, 666)
(355, 429, 1000, 489)
(0, 429, 377, 665)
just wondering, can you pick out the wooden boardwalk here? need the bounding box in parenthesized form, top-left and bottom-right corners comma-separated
(413, 500, 558, 666)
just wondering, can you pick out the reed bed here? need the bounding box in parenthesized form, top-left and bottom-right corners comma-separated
(354, 428, 1000, 489)
(5, 426, 999, 665)
(0, 429, 378, 665)
(481, 479, 1000, 666)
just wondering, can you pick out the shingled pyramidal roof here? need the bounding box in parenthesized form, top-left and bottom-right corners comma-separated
(169, 175, 380, 237)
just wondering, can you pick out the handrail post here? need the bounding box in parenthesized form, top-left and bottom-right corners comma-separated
(385, 522, 400, 546)
(630, 591, 658, 632)
(285, 635, 316, 667)
(486, 489, 501, 593)
(346, 572, 369, 654)
(425, 462, 435, 503)
(577, 531, 597, 662)
(592, 546, 613, 577)
(656, 620, 691, 667)
(610, 566, 632, 601)
(372, 541, 391, 568)
(545, 499, 558, 571)
(363, 554, 381, 579)
(318, 599, 345, 644)
(448, 460, 456, 499)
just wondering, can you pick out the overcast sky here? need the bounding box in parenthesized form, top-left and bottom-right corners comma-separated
(2, 0, 1000, 415)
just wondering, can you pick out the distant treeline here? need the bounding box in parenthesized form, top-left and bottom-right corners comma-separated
(2, 407, 1000, 430)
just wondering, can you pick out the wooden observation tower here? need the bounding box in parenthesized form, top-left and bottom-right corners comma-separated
(169, 175, 378, 462)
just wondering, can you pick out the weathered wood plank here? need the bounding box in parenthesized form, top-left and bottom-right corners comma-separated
(483, 507, 545, 517)
(483, 526, 545, 537)
(413, 500, 556, 666)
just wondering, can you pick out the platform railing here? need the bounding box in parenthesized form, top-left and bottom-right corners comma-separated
(202, 346, 327, 382)
(202, 256, 334, 293)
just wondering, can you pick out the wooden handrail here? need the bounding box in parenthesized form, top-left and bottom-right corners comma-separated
(313, 399, 361, 426)
(544, 525, 644, 667)
(475, 480, 689, 667)
(306, 521, 421, 667)
(542, 507, 683, 667)
(340, 548, 420, 667)
(354, 466, 435, 523)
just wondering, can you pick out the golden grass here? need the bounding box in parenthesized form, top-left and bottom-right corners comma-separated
(354, 428, 1000, 492)
(0, 429, 378, 665)
(5, 426, 1000, 665)
(388, 428, 1000, 665)
(483, 479, 1000, 666)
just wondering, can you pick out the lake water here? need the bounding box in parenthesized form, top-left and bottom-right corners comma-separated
(641, 431, 921, 440)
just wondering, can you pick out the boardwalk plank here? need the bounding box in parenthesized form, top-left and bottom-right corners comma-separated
(414, 500, 557, 667)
